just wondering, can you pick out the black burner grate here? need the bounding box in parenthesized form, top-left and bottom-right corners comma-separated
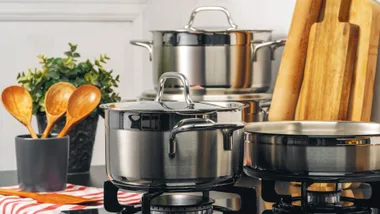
(103, 180, 257, 214)
(260, 179, 380, 213)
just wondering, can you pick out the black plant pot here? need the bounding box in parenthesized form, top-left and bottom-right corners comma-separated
(36, 113, 99, 174)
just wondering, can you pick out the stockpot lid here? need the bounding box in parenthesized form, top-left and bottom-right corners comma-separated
(100, 72, 246, 114)
(149, 6, 271, 46)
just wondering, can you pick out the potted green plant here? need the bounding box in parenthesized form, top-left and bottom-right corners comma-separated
(17, 43, 121, 174)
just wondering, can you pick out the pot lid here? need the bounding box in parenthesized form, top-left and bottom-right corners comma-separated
(101, 100, 245, 113)
(101, 72, 246, 114)
(149, 6, 272, 46)
(139, 88, 272, 102)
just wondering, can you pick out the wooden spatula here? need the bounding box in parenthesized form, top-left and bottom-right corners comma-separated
(295, 0, 359, 120)
(0, 189, 101, 205)
(268, 0, 323, 121)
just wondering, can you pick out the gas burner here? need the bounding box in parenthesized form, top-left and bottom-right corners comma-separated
(150, 195, 214, 214)
(260, 179, 380, 213)
(272, 199, 369, 214)
(307, 191, 342, 205)
(103, 180, 257, 214)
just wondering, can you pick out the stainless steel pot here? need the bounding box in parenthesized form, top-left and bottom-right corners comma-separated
(138, 88, 271, 123)
(243, 121, 380, 179)
(130, 6, 285, 92)
(101, 72, 247, 191)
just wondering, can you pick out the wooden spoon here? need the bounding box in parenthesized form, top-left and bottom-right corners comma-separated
(57, 84, 101, 138)
(41, 82, 76, 138)
(1, 86, 38, 138)
(0, 189, 101, 205)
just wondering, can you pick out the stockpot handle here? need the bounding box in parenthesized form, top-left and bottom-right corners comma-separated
(184, 6, 238, 31)
(154, 72, 195, 109)
(169, 118, 244, 157)
(252, 39, 286, 62)
(259, 99, 271, 122)
(130, 40, 153, 61)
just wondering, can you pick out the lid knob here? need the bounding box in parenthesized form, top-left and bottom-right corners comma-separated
(154, 72, 195, 109)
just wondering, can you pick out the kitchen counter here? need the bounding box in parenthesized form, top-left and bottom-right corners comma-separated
(0, 166, 265, 214)
(2, 166, 373, 213)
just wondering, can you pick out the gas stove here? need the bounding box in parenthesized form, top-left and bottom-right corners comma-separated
(103, 180, 256, 214)
(103, 174, 380, 214)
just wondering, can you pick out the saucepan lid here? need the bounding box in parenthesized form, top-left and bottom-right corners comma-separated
(139, 88, 272, 102)
(100, 72, 247, 114)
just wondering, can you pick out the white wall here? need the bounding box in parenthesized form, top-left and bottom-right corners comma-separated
(0, 0, 296, 170)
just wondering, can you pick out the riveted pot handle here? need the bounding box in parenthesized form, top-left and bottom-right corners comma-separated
(184, 6, 238, 31)
(130, 40, 153, 61)
(155, 72, 195, 109)
(252, 39, 286, 62)
(169, 118, 244, 158)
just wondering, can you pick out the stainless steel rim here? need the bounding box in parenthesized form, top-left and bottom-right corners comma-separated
(244, 121, 380, 137)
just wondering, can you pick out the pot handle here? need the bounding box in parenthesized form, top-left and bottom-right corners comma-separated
(130, 40, 153, 61)
(184, 6, 238, 31)
(252, 39, 286, 62)
(169, 118, 244, 157)
(155, 72, 195, 109)
(259, 99, 271, 122)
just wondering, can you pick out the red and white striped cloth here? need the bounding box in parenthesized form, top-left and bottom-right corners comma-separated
(0, 184, 142, 214)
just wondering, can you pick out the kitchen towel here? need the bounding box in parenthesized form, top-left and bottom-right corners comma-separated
(0, 184, 142, 214)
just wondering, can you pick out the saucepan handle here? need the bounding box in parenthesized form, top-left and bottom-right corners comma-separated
(252, 39, 286, 62)
(184, 6, 238, 31)
(169, 118, 244, 158)
(130, 40, 153, 61)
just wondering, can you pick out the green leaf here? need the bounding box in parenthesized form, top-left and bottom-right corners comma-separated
(100, 54, 105, 63)
(64, 51, 73, 57)
(69, 43, 77, 52)
(60, 68, 70, 73)
(73, 53, 80, 58)
(84, 73, 92, 82)
(104, 54, 110, 60)
(54, 58, 62, 65)
(48, 72, 60, 79)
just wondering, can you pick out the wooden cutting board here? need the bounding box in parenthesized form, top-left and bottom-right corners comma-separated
(268, 0, 323, 121)
(348, 0, 380, 122)
(295, 0, 359, 121)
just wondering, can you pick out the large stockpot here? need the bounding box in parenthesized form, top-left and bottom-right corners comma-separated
(101, 72, 247, 191)
(130, 6, 285, 92)
(138, 88, 271, 123)
(243, 121, 380, 181)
